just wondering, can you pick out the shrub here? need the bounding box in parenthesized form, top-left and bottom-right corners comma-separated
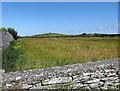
(2, 41, 25, 72)
(0, 27, 7, 31)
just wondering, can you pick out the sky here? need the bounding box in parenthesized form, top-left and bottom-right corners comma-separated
(2, 0, 120, 2)
(2, 2, 118, 36)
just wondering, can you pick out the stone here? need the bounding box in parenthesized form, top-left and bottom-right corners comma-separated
(43, 77, 72, 85)
(71, 83, 86, 89)
(89, 83, 98, 88)
(22, 84, 33, 89)
(16, 76, 22, 81)
(82, 76, 90, 81)
(0, 30, 14, 49)
(86, 79, 100, 84)
(107, 73, 116, 77)
(6, 84, 12, 87)
(83, 73, 91, 76)
(98, 81, 104, 86)
(100, 78, 108, 83)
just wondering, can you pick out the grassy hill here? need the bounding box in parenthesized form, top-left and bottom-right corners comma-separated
(24, 33, 120, 38)
(32, 33, 67, 38)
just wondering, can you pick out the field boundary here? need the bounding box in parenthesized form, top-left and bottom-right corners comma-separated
(2, 58, 120, 89)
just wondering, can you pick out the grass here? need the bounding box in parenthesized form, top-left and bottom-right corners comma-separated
(15, 37, 118, 70)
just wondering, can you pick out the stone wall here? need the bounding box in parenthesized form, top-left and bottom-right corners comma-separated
(2, 58, 120, 90)
(0, 30, 14, 49)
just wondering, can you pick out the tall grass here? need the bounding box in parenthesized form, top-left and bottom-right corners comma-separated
(18, 37, 118, 70)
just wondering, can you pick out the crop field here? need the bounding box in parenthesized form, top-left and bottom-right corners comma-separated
(14, 37, 118, 70)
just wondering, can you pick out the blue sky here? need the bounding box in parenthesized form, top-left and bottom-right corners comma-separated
(2, 2, 118, 36)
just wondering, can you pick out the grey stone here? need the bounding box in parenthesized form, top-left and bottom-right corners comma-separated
(43, 77, 72, 85)
(0, 30, 14, 49)
(83, 73, 91, 76)
(16, 76, 22, 81)
(107, 73, 116, 77)
(100, 78, 108, 83)
(22, 84, 33, 89)
(2, 58, 120, 89)
(82, 76, 90, 81)
(71, 83, 87, 89)
(86, 79, 100, 84)
(89, 83, 99, 88)
(6, 84, 12, 87)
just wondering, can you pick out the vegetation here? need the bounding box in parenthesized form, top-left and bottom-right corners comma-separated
(28, 32, 120, 38)
(0, 27, 8, 31)
(1, 29, 119, 72)
(1, 27, 20, 72)
(2, 40, 25, 72)
(16, 37, 118, 70)
(33, 32, 66, 38)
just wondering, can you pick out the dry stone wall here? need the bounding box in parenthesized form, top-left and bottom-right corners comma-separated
(2, 58, 120, 90)
(0, 30, 14, 49)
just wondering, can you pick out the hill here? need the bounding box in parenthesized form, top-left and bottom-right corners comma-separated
(31, 33, 67, 38)
(23, 33, 120, 38)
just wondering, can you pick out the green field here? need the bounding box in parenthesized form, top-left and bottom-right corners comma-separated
(14, 37, 118, 70)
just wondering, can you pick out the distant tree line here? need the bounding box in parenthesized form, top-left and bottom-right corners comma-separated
(81, 33, 120, 37)
(0, 27, 19, 40)
(26, 33, 120, 38)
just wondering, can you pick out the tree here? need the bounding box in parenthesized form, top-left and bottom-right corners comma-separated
(82, 33, 87, 36)
(7, 27, 18, 40)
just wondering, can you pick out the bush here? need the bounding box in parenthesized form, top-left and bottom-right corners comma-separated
(0, 27, 7, 31)
(2, 41, 25, 72)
